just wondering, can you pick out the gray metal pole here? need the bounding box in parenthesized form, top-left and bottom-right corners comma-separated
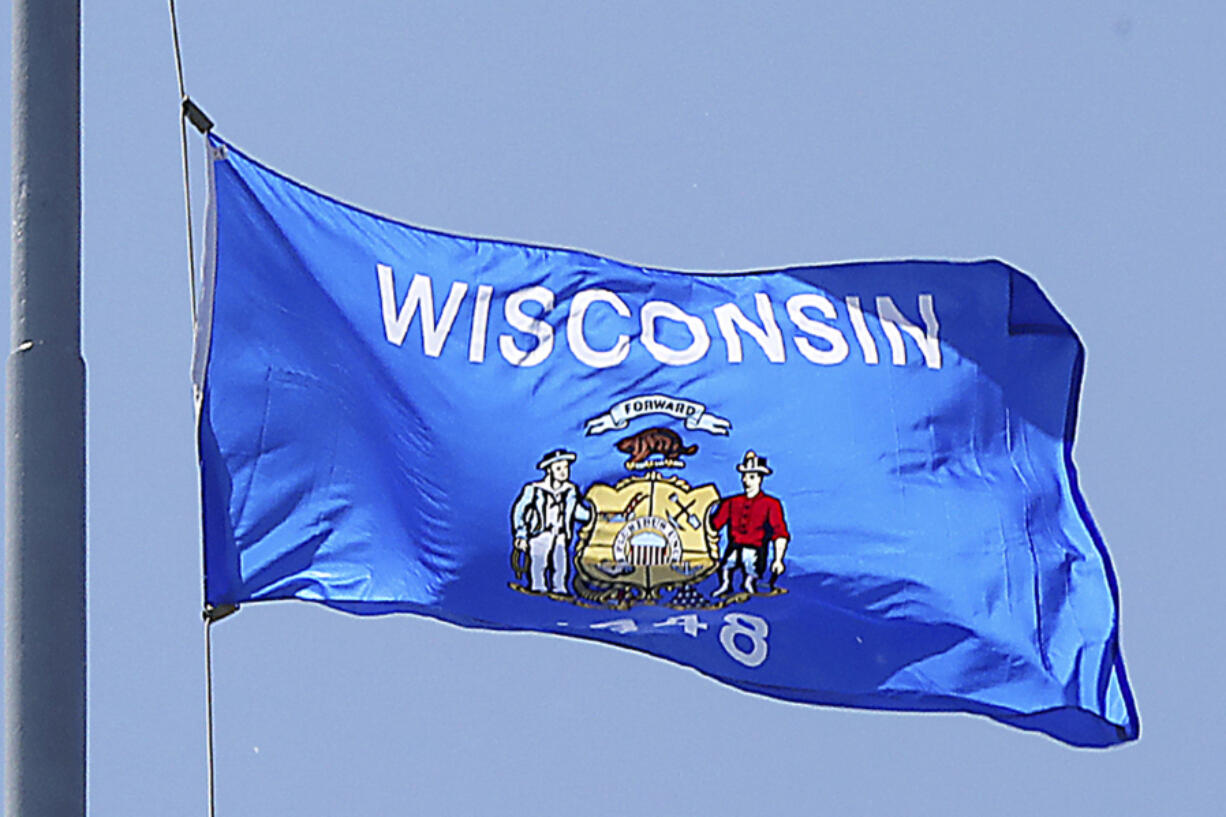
(7, 0, 86, 815)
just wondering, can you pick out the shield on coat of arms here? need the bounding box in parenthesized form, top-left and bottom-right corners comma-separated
(575, 473, 720, 605)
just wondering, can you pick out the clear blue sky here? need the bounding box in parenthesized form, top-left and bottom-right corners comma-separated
(3, 2, 1224, 814)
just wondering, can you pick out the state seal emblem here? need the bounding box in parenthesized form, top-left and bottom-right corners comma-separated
(509, 395, 790, 611)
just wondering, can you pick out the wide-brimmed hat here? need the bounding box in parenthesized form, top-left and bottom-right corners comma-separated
(736, 450, 772, 476)
(536, 448, 577, 470)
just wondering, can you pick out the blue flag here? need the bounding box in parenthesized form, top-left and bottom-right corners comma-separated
(196, 135, 1137, 747)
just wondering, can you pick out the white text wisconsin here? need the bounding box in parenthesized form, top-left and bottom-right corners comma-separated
(377, 265, 942, 370)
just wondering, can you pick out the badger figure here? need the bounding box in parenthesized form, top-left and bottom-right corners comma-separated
(615, 427, 698, 467)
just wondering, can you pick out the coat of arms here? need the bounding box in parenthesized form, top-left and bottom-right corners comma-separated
(509, 395, 790, 611)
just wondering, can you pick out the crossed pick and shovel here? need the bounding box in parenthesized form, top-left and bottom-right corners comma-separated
(666, 492, 703, 530)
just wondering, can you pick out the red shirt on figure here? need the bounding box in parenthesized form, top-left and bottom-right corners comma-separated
(711, 492, 789, 549)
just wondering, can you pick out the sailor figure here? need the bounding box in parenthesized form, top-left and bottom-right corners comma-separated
(710, 451, 790, 596)
(511, 449, 593, 595)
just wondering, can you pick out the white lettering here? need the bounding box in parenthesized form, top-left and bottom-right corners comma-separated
(499, 285, 555, 367)
(713, 293, 786, 363)
(377, 267, 942, 375)
(653, 614, 708, 637)
(468, 284, 494, 363)
(567, 288, 632, 369)
(845, 295, 879, 365)
(377, 265, 467, 357)
(876, 294, 941, 369)
(719, 612, 769, 667)
(590, 618, 638, 634)
(786, 293, 849, 365)
(640, 301, 711, 366)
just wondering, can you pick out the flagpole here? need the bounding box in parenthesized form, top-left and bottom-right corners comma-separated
(6, 1, 86, 816)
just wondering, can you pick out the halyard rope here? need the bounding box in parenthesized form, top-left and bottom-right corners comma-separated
(167, 4, 217, 816)
(169, 0, 199, 324)
(204, 615, 218, 817)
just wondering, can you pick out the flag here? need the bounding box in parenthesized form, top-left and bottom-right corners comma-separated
(195, 135, 1138, 747)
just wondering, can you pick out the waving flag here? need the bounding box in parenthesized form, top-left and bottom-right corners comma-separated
(195, 135, 1137, 747)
